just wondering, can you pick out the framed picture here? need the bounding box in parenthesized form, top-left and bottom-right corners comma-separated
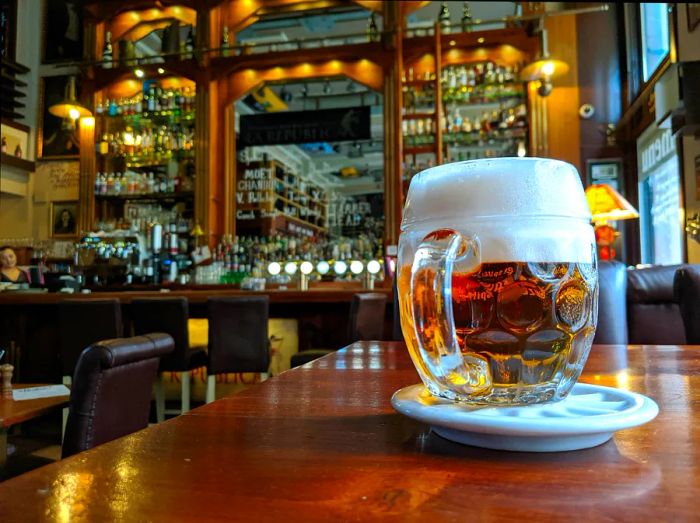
(50, 201, 79, 238)
(42, 0, 83, 63)
(38, 75, 80, 159)
(586, 158, 624, 192)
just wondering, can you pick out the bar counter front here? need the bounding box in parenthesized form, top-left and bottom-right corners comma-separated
(0, 342, 697, 521)
(0, 286, 394, 384)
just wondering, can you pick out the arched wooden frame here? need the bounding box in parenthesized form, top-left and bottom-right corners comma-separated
(207, 58, 387, 244)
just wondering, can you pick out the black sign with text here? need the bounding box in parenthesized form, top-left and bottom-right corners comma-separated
(239, 107, 371, 146)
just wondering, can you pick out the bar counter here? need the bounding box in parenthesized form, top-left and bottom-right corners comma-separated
(0, 287, 393, 383)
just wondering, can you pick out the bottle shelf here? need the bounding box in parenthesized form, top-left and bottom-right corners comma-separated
(96, 110, 196, 124)
(95, 191, 195, 202)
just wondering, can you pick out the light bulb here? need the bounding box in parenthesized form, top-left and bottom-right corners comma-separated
(316, 261, 330, 275)
(134, 69, 145, 78)
(157, 67, 165, 75)
(334, 261, 347, 275)
(268, 262, 281, 276)
(300, 261, 314, 275)
(367, 260, 381, 274)
(68, 107, 80, 120)
(350, 260, 364, 275)
(284, 262, 297, 275)
(541, 61, 555, 77)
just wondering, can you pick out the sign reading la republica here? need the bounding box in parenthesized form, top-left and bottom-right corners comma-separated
(239, 107, 371, 146)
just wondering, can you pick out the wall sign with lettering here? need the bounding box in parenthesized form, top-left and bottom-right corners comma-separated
(239, 107, 371, 146)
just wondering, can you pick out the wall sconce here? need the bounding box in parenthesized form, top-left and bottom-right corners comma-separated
(299, 261, 313, 291)
(49, 76, 92, 129)
(520, 20, 569, 97)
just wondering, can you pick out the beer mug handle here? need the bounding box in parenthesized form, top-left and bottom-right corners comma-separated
(410, 229, 490, 392)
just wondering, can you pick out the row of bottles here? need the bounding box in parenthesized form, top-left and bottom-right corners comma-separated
(94, 170, 194, 196)
(101, 26, 195, 67)
(403, 104, 527, 145)
(96, 85, 196, 117)
(213, 234, 384, 276)
(97, 126, 195, 158)
(442, 62, 519, 89)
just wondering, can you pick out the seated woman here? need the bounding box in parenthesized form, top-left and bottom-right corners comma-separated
(0, 246, 30, 284)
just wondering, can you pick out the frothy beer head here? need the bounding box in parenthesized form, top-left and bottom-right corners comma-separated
(401, 158, 594, 264)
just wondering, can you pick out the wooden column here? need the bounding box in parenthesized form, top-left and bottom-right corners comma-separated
(78, 117, 96, 233)
(383, 1, 403, 247)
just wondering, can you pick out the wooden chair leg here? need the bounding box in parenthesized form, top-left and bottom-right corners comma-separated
(155, 374, 165, 423)
(61, 375, 71, 441)
(206, 375, 216, 404)
(181, 372, 191, 413)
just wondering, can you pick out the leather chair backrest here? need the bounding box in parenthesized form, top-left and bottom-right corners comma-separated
(131, 297, 190, 372)
(674, 265, 700, 343)
(59, 299, 123, 377)
(593, 261, 628, 344)
(627, 265, 686, 344)
(62, 333, 174, 458)
(207, 297, 270, 374)
(348, 293, 388, 342)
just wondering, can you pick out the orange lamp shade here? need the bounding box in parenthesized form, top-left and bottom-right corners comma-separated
(585, 184, 639, 223)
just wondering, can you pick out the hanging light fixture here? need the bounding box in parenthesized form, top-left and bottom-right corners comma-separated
(48, 76, 92, 126)
(520, 18, 569, 97)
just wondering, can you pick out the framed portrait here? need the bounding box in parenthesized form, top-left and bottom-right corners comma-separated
(42, 0, 83, 63)
(586, 158, 624, 192)
(50, 201, 79, 238)
(38, 75, 80, 159)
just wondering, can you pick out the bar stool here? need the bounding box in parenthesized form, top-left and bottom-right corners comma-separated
(206, 296, 270, 403)
(62, 334, 174, 458)
(59, 298, 123, 435)
(290, 293, 388, 368)
(131, 297, 208, 421)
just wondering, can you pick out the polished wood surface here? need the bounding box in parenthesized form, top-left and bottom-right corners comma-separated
(0, 287, 392, 305)
(1, 343, 698, 521)
(0, 385, 69, 429)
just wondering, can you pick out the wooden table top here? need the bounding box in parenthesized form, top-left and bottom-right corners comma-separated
(0, 385, 69, 429)
(1, 342, 698, 521)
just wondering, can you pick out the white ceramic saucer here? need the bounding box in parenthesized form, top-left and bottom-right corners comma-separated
(391, 383, 659, 452)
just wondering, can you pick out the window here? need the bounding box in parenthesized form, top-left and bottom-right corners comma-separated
(640, 3, 670, 81)
(637, 125, 683, 265)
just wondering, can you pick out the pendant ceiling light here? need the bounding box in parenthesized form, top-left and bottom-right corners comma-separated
(48, 76, 92, 121)
(520, 19, 569, 97)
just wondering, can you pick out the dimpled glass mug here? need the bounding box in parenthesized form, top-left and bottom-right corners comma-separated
(397, 158, 598, 405)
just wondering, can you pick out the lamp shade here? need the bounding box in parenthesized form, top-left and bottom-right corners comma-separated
(585, 184, 639, 223)
(48, 76, 92, 120)
(520, 57, 570, 82)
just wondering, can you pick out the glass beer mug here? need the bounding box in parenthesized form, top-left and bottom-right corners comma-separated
(398, 158, 598, 405)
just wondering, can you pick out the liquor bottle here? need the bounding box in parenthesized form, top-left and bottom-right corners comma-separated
(367, 13, 380, 43)
(221, 26, 231, 58)
(102, 31, 113, 69)
(438, 3, 451, 34)
(461, 2, 473, 33)
(185, 26, 195, 59)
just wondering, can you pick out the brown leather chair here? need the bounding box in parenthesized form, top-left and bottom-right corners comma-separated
(593, 261, 629, 345)
(206, 297, 270, 403)
(62, 333, 174, 458)
(290, 293, 388, 368)
(627, 265, 686, 345)
(131, 298, 207, 421)
(59, 299, 122, 435)
(674, 265, 700, 343)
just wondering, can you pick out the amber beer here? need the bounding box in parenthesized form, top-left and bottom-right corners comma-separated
(398, 158, 598, 405)
(399, 260, 597, 404)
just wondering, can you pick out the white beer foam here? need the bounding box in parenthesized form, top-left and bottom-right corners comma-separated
(401, 158, 594, 264)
